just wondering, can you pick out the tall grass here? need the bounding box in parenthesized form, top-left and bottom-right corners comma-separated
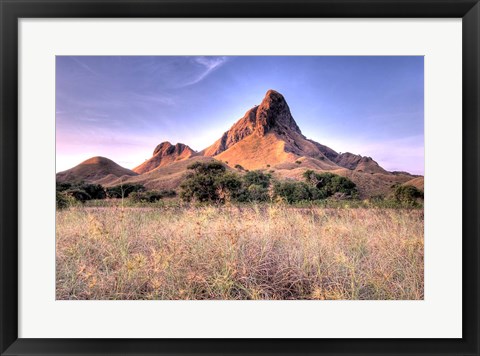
(56, 205, 423, 300)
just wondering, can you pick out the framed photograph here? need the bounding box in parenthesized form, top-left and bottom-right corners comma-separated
(1, 0, 479, 355)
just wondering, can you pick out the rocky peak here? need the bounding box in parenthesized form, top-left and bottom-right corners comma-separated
(203, 90, 302, 156)
(153, 142, 192, 157)
(133, 141, 195, 174)
(255, 90, 301, 136)
(153, 142, 172, 156)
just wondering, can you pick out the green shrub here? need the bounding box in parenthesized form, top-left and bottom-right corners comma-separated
(273, 181, 322, 203)
(187, 161, 226, 174)
(129, 190, 175, 203)
(106, 184, 145, 198)
(393, 185, 423, 206)
(159, 189, 177, 198)
(216, 172, 244, 202)
(56, 181, 106, 200)
(56, 191, 76, 209)
(246, 184, 270, 202)
(180, 174, 219, 203)
(303, 170, 357, 198)
(181, 162, 236, 203)
(244, 170, 271, 189)
(56, 182, 72, 192)
(80, 183, 106, 199)
(65, 189, 91, 202)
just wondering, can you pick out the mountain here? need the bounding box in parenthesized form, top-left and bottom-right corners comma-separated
(56, 156, 137, 183)
(203, 90, 385, 174)
(133, 142, 195, 174)
(57, 90, 420, 197)
(203, 89, 301, 156)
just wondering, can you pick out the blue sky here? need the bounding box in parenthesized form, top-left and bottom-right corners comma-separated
(56, 56, 424, 174)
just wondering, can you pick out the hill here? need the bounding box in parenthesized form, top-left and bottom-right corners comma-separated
(56, 156, 137, 184)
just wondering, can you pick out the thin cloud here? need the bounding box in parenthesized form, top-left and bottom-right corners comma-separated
(71, 57, 98, 76)
(179, 56, 228, 87)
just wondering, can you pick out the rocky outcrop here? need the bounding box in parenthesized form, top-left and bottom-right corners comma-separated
(133, 142, 195, 174)
(333, 152, 388, 174)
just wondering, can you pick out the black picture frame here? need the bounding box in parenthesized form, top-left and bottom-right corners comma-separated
(1, 0, 479, 355)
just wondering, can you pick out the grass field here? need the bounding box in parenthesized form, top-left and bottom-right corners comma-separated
(56, 205, 424, 300)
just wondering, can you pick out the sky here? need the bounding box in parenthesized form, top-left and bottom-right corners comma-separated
(56, 56, 424, 175)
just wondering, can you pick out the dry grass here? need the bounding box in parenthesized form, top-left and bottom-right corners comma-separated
(56, 205, 423, 300)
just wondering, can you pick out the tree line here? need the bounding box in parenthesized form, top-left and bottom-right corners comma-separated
(56, 162, 423, 209)
(56, 181, 176, 209)
(179, 162, 358, 204)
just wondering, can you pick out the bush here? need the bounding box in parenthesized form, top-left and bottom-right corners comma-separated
(188, 161, 225, 174)
(181, 162, 236, 203)
(393, 185, 423, 206)
(273, 181, 323, 203)
(64, 189, 91, 202)
(244, 170, 271, 189)
(216, 172, 244, 202)
(180, 163, 275, 204)
(180, 173, 220, 203)
(106, 184, 145, 198)
(234, 164, 244, 171)
(303, 170, 357, 198)
(56, 181, 107, 201)
(80, 183, 106, 199)
(246, 184, 270, 202)
(159, 189, 177, 198)
(56, 182, 72, 192)
(129, 190, 175, 203)
(56, 191, 76, 209)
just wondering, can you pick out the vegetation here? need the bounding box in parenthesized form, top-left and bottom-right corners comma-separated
(56, 182, 107, 206)
(178, 162, 364, 205)
(179, 162, 230, 203)
(105, 183, 145, 199)
(393, 184, 424, 206)
(55, 181, 174, 208)
(273, 181, 324, 203)
(56, 205, 424, 300)
(129, 190, 176, 203)
(56, 166, 422, 210)
(56, 191, 76, 210)
(56, 165, 424, 300)
(56, 182, 107, 202)
(303, 170, 358, 198)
